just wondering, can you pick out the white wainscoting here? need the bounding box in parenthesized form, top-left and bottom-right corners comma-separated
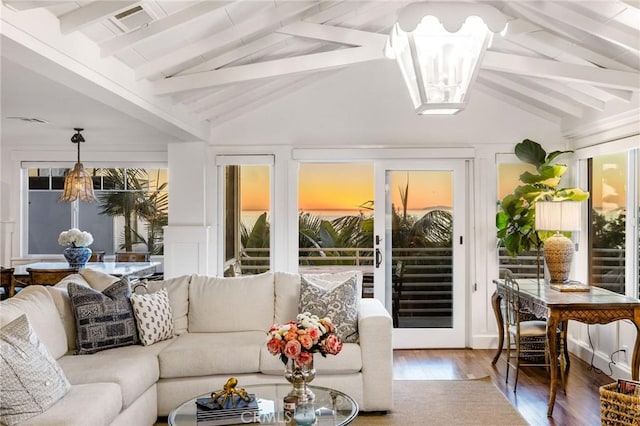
(163, 226, 210, 279)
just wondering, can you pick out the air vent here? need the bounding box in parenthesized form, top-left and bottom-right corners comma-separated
(6, 117, 49, 124)
(111, 5, 154, 32)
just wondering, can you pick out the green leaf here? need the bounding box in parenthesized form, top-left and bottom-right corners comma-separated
(515, 139, 546, 166)
(545, 150, 573, 164)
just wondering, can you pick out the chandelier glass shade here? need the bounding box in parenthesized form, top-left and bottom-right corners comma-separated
(385, 3, 507, 115)
(60, 128, 96, 203)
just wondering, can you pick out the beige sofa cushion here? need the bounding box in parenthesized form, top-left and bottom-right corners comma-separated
(79, 269, 120, 292)
(19, 383, 122, 426)
(259, 343, 362, 375)
(0, 286, 68, 359)
(188, 273, 274, 332)
(46, 287, 77, 352)
(159, 332, 265, 378)
(57, 340, 172, 409)
(145, 275, 190, 335)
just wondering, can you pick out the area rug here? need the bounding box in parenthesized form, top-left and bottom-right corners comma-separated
(354, 377, 529, 426)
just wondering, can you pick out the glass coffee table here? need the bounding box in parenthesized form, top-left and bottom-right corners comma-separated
(168, 383, 358, 425)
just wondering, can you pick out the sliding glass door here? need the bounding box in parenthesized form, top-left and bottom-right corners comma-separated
(374, 160, 466, 348)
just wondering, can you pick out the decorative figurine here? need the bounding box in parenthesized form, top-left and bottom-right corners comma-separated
(210, 377, 255, 408)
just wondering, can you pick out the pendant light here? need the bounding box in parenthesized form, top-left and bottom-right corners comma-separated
(60, 128, 96, 203)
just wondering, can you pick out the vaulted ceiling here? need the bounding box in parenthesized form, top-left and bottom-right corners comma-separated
(2, 0, 639, 145)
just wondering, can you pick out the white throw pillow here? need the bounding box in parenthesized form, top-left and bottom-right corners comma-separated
(130, 289, 174, 346)
(0, 315, 71, 426)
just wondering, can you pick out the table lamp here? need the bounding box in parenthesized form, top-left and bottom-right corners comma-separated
(535, 201, 581, 285)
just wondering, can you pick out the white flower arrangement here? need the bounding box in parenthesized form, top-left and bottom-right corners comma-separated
(58, 228, 93, 247)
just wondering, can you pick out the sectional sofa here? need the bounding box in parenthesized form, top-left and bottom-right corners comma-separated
(0, 269, 393, 425)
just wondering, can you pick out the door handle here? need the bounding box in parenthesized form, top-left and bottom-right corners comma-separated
(375, 248, 382, 268)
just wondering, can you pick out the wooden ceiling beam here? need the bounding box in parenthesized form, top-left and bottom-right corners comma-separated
(275, 22, 388, 47)
(152, 46, 385, 95)
(481, 51, 640, 91)
(521, 2, 640, 53)
(134, 2, 318, 80)
(479, 72, 584, 118)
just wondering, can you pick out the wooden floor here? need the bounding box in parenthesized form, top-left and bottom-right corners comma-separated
(394, 349, 613, 426)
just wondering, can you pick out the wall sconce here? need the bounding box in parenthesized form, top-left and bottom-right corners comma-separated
(535, 201, 582, 286)
(385, 3, 507, 115)
(60, 128, 96, 203)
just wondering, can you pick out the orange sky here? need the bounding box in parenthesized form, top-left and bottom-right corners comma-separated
(240, 163, 453, 211)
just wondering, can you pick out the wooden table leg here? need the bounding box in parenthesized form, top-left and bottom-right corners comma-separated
(632, 310, 640, 380)
(547, 312, 560, 417)
(491, 291, 504, 365)
(562, 320, 570, 372)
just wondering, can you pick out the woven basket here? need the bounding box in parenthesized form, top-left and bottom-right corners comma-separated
(600, 383, 640, 425)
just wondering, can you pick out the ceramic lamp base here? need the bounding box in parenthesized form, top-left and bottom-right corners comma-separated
(543, 233, 574, 284)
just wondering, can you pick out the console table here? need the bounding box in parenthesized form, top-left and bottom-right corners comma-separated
(14, 261, 159, 279)
(491, 278, 640, 416)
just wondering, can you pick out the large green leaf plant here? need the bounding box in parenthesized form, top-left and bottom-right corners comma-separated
(496, 139, 589, 257)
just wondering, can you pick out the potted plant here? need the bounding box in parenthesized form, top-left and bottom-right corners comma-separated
(496, 139, 589, 273)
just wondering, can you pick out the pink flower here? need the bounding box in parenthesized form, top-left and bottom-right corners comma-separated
(298, 334, 314, 350)
(267, 338, 282, 356)
(322, 334, 343, 355)
(308, 327, 320, 342)
(296, 351, 313, 366)
(284, 339, 302, 359)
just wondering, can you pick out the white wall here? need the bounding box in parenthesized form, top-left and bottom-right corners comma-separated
(210, 60, 565, 147)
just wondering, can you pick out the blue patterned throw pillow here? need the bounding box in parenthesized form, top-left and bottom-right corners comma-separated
(68, 278, 139, 354)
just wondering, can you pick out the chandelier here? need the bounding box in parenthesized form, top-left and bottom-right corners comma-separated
(60, 128, 96, 203)
(385, 2, 507, 115)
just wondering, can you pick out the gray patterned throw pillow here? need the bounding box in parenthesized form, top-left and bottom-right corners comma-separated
(68, 278, 139, 354)
(130, 289, 174, 346)
(0, 315, 70, 426)
(298, 275, 359, 343)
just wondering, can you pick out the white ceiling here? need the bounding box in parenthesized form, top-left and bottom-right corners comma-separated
(1, 0, 639, 148)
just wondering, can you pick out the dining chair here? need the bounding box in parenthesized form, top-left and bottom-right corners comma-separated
(26, 267, 79, 286)
(392, 260, 405, 328)
(89, 251, 105, 262)
(1, 267, 15, 299)
(503, 269, 565, 392)
(115, 252, 150, 262)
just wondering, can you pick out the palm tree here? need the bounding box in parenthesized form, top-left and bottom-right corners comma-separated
(98, 169, 167, 253)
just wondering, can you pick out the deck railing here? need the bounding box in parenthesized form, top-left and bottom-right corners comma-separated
(237, 247, 630, 320)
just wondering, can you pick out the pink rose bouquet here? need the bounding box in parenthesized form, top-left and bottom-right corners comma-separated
(267, 312, 343, 366)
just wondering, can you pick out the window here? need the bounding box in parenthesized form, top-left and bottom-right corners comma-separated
(27, 167, 168, 255)
(221, 163, 271, 275)
(496, 161, 540, 279)
(581, 143, 640, 297)
(297, 163, 374, 269)
(588, 153, 627, 293)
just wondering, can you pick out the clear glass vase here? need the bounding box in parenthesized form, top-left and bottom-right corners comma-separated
(284, 356, 316, 402)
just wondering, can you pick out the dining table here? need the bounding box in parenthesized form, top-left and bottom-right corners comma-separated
(14, 261, 160, 280)
(491, 278, 640, 416)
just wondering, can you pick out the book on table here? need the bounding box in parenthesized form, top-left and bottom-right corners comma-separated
(196, 394, 273, 425)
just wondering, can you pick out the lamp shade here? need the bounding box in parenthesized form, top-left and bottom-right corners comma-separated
(535, 201, 582, 232)
(60, 128, 95, 203)
(385, 3, 507, 115)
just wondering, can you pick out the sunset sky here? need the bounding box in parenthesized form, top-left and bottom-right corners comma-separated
(240, 163, 453, 212)
(240, 154, 630, 213)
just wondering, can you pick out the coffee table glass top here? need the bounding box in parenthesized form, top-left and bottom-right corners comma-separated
(168, 383, 358, 426)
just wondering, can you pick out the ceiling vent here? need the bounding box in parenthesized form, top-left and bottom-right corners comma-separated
(111, 5, 154, 33)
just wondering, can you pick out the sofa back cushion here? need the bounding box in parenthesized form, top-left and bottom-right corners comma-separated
(144, 275, 190, 335)
(0, 286, 68, 359)
(188, 272, 275, 332)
